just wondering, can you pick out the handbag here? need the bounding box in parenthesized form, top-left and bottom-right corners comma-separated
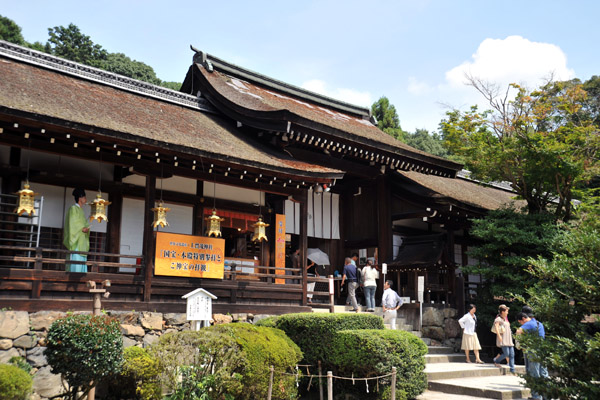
(491, 321, 505, 334)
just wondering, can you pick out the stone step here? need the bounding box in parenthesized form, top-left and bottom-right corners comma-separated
(427, 346, 454, 354)
(425, 353, 467, 363)
(425, 362, 526, 380)
(427, 374, 530, 399)
(417, 390, 498, 400)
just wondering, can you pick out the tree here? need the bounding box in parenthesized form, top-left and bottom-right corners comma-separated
(0, 15, 25, 45)
(45, 314, 123, 400)
(461, 207, 560, 327)
(161, 81, 182, 91)
(371, 96, 406, 141)
(101, 52, 162, 85)
(515, 215, 600, 399)
(441, 77, 600, 221)
(47, 23, 107, 67)
(404, 129, 454, 159)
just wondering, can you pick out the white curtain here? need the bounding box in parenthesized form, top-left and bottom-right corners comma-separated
(285, 190, 339, 239)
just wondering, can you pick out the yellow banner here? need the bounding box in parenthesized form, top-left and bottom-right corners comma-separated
(154, 232, 224, 279)
(275, 214, 286, 284)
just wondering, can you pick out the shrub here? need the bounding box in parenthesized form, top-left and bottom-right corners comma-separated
(270, 313, 384, 367)
(150, 329, 244, 399)
(8, 357, 31, 374)
(254, 315, 279, 328)
(45, 313, 123, 400)
(104, 346, 162, 400)
(209, 324, 303, 400)
(330, 329, 428, 400)
(0, 364, 33, 400)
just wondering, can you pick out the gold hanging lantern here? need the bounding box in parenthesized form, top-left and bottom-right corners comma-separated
(152, 201, 170, 228)
(251, 216, 269, 242)
(89, 192, 111, 223)
(205, 209, 224, 237)
(15, 182, 39, 216)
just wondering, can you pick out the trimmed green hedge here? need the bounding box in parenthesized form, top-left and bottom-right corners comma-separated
(261, 313, 384, 367)
(331, 329, 428, 400)
(0, 364, 33, 400)
(151, 324, 302, 400)
(211, 324, 302, 400)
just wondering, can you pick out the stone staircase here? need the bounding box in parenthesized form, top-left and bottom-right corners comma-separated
(420, 346, 530, 399)
(323, 305, 421, 335)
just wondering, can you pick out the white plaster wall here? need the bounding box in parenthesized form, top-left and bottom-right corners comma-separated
(203, 182, 264, 205)
(119, 197, 193, 264)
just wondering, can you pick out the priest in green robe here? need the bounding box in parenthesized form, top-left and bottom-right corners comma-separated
(63, 188, 90, 272)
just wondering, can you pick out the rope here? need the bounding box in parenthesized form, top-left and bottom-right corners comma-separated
(273, 364, 395, 394)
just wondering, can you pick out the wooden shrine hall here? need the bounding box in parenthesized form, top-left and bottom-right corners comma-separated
(0, 40, 518, 316)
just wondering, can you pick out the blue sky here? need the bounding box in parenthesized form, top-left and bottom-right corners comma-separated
(3, 1, 599, 133)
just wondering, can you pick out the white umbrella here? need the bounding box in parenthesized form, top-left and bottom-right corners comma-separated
(307, 248, 330, 265)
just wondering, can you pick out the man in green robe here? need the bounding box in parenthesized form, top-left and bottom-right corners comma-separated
(63, 188, 90, 272)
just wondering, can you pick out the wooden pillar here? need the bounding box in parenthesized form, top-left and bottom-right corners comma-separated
(1, 147, 21, 247)
(143, 176, 156, 303)
(193, 180, 204, 236)
(446, 229, 456, 306)
(376, 175, 392, 264)
(299, 189, 308, 306)
(105, 167, 123, 272)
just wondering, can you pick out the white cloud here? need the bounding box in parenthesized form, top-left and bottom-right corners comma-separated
(445, 35, 575, 88)
(407, 77, 434, 95)
(301, 79, 372, 108)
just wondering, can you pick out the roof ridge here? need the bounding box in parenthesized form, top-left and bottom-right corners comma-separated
(192, 47, 373, 119)
(0, 40, 216, 114)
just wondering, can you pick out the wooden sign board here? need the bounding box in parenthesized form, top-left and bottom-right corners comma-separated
(155, 232, 225, 279)
(275, 214, 286, 284)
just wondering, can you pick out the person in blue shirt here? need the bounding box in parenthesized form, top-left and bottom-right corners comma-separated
(341, 257, 359, 311)
(516, 312, 549, 400)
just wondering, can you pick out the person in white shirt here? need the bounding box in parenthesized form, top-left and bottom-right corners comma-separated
(361, 260, 379, 311)
(458, 304, 484, 363)
(381, 280, 402, 329)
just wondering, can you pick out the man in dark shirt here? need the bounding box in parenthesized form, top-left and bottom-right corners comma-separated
(341, 257, 359, 311)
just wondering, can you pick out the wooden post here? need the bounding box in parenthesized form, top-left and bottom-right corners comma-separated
(143, 176, 156, 303)
(376, 175, 392, 267)
(267, 365, 274, 400)
(299, 189, 308, 306)
(318, 360, 324, 400)
(328, 275, 334, 313)
(390, 367, 397, 400)
(31, 247, 43, 298)
(327, 371, 333, 400)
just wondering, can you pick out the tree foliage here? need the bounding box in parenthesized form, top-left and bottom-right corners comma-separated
(101, 52, 162, 85)
(404, 129, 454, 160)
(515, 216, 600, 399)
(47, 23, 108, 67)
(371, 96, 406, 141)
(462, 207, 560, 327)
(0, 15, 25, 45)
(441, 77, 600, 221)
(0, 17, 180, 90)
(45, 314, 123, 400)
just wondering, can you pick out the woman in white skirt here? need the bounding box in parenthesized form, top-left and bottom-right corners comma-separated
(458, 304, 484, 363)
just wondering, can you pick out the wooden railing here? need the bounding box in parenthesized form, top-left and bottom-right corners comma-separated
(0, 245, 335, 314)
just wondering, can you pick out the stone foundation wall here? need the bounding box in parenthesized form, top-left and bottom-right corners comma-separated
(420, 306, 462, 351)
(0, 310, 262, 400)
